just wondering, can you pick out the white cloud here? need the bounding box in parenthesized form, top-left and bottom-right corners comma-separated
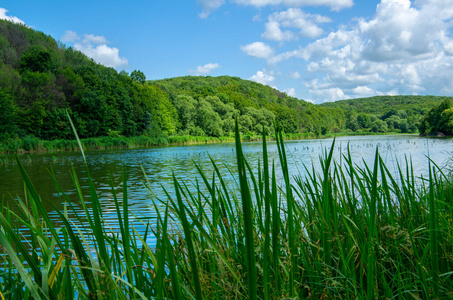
(62, 30, 80, 42)
(241, 42, 274, 58)
(288, 71, 301, 79)
(232, 0, 353, 11)
(262, 8, 331, 41)
(197, 0, 351, 19)
(83, 34, 108, 45)
(351, 86, 378, 96)
(283, 87, 297, 97)
(197, 0, 226, 18)
(268, 0, 453, 102)
(0, 7, 25, 25)
(444, 41, 453, 56)
(74, 43, 128, 68)
(308, 87, 348, 103)
(249, 70, 275, 85)
(262, 21, 296, 41)
(190, 63, 221, 75)
(66, 32, 128, 68)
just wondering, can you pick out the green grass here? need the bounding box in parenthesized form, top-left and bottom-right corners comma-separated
(0, 135, 239, 154)
(0, 129, 417, 155)
(1, 124, 453, 299)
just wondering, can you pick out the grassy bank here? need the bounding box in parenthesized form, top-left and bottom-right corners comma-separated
(0, 130, 418, 154)
(0, 133, 292, 154)
(1, 125, 452, 299)
(0, 134, 237, 154)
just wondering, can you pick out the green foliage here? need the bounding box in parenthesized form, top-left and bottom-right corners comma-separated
(173, 95, 198, 131)
(323, 95, 449, 134)
(77, 89, 109, 137)
(370, 118, 388, 133)
(419, 99, 453, 136)
(197, 98, 223, 137)
(20, 45, 52, 72)
(153, 76, 344, 136)
(0, 34, 18, 66)
(0, 88, 18, 139)
(136, 84, 179, 136)
(130, 69, 146, 84)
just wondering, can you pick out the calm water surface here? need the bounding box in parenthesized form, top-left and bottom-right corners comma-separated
(1, 135, 452, 242)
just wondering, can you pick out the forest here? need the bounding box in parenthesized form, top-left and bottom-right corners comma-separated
(0, 19, 452, 146)
(418, 98, 453, 136)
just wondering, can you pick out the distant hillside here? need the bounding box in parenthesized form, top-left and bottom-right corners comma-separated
(320, 95, 450, 133)
(320, 95, 448, 116)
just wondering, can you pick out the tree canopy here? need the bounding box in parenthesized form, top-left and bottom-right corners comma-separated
(418, 99, 453, 136)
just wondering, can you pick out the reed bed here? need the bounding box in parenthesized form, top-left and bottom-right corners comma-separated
(1, 123, 452, 299)
(0, 135, 237, 154)
(0, 131, 351, 154)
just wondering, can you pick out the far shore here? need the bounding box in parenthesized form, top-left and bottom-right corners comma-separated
(0, 131, 423, 155)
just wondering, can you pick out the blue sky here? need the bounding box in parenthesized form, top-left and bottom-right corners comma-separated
(1, 0, 453, 103)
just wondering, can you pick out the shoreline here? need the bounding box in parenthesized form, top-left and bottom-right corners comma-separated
(0, 131, 421, 155)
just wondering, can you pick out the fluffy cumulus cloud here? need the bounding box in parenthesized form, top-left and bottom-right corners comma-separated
(241, 42, 274, 58)
(268, 0, 453, 102)
(308, 87, 349, 102)
(283, 87, 297, 97)
(190, 63, 221, 75)
(0, 7, 25, 25)
(288, 71, 301, 79)
(232, 0, 353, 11)
(62, 31, 128, 68)
(75, 43, 129, 68)
(262, 8, 331, 41)
(62, 30, 80, 42)
(249, 69, 275, 85)
(197, 0, 351, 19)
(197, 0, 225, 18)
(83, 34, 108, 45)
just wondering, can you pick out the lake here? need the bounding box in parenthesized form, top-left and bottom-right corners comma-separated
(1, 134, 452, 242)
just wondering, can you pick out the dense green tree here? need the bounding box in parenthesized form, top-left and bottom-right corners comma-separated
(439, 108, 453, 135)
(357, 113, 371, 129)
(172, 95, 197, 132)
(20, 45, 52, 73)
(0, 64, 21, 96)
(0, 89, 18, 139)
(135, 84, 179, 136)
(0, 20, 29, 57)
(40, 108, 73, 139)
(346, 114, 359, 131)
(76, 89, 108, 137)
(419, 99, 453, 136)
(60, 67, 85, 107)
(370, 119, 388, 133)
(385, 115, 401, 130)
(196, 99, 223, 137)
(0, 34, 18, 66)
(130, 70, 146, 84)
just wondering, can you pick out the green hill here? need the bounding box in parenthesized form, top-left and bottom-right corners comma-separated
(320, 95, 450, 133)
(151, 76, 345, 137)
